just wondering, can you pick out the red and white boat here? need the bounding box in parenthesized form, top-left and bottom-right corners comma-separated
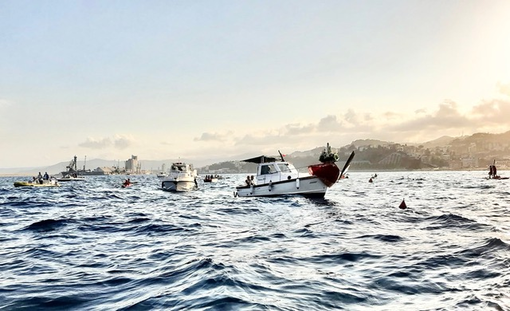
(235, 144, 354, 198)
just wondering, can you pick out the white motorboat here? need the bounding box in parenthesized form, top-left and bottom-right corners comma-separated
(235, 144, 354, 198)
(161, 162, 198, 192)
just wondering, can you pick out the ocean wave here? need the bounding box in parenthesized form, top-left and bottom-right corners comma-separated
(24, 218, 72, 232)
(424, 213, 491, 231)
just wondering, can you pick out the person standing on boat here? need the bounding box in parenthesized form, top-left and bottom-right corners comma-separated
(43, 172, 49, 180)
(489, 164, 497, 179)
(36, 172, 43, 184)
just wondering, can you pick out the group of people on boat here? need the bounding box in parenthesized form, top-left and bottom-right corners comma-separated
(29, 171, 58, 185)
(488, 164, 498, 179)
(204, 174, 220, 180)
(32, 172, 51, 184)
(245, 175, 256, 186)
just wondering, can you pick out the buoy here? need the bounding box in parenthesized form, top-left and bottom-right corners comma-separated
(369, 178, 373, 183)
(399, 199, 407, 209)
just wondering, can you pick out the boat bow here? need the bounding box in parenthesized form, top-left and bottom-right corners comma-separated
(308, 162, 340, 187)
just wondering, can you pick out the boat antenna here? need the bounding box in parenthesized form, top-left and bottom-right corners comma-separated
(278, 150, 284, 161)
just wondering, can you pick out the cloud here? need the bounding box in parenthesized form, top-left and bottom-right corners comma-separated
(278, 113, 367, 137)
(391, 100, 472, 132)
(194, 131, 231, 142)
(232, 112, 377, 149)
(317, 115, 343, 132)
(283, 123, 315, 135)
(202, 85, 510, 154)
(0, 99, 13, 108)
(79, 137, 112, 149)
(383, 111, 402, 119)
(497, 82, 510, 97)
(113, 135, 133, 149)
(79, 135, 134, 150)
(471, 99, 510, 124)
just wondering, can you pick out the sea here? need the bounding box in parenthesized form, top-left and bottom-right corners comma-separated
(0, 171, 509, 310)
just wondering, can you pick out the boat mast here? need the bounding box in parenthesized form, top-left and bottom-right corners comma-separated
(278, 150, 284, 161)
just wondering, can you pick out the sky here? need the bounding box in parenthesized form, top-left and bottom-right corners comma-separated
(1, 0, 510, 168)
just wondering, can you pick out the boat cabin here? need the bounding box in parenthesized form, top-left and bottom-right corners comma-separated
(171, 162, 192, 172)
(257, 161, 300, 184)
(241, 155, 301, 185)
(168, 162, 197, 179)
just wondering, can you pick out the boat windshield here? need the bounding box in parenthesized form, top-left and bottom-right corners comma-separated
(277, 163, 292, 173)
(260, 164, 274, 175)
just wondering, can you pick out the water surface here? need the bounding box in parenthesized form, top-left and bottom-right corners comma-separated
(1, 171, 509, 310)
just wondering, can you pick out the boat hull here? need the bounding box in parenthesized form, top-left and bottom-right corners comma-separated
(161, 180, 197, 192)
(235, 176, 329, 198)
(308, 162, 340, 187)
(57, 177, 86, 182)
(14, 181, 60, 187)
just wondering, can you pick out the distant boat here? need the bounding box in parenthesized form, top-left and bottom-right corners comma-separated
(203, 175, 220, 183)
(156, 172, 168, 179)
(234, 143, 354, 198)
(487, 161, 508, 180)
(161, 162, 198, 192)
(60, 156, 105, 177)
(57, 174, 86, 182)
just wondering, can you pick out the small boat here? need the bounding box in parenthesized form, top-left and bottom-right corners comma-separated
(57, 174, 86, 182)
(203, 175, 220, 183)
(14, 179, 61, 187)
(156, 172, 168, 179)
(234, 143, 354, 198)
(156, 164, 168, 179)
(486, 176, 509, 180)
(161, 162, 198, 192)
(487, 162, 508, 180)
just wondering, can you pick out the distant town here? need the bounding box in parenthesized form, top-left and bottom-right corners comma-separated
(200, 131, 510, 174)
(2, 131, 509, 176)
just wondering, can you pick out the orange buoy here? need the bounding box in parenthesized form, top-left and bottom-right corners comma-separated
(399, 199, 407, 209)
